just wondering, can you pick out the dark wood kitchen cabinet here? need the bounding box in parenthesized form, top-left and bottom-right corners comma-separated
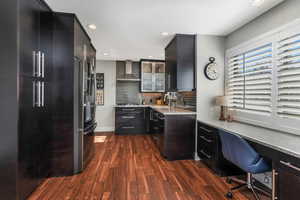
(1, 1, 97, 199)
(273, 161, 300, 200)
(165, 34, 196, 92)
(197, 122, 243, 176)
(115, 107, 147, 135)
(160, 114, 196, 160)
(0, 0, 53, 199)
(149, 110, 196, 161)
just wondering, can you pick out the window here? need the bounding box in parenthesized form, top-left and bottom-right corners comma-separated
(228, 44, 273, 115)
(226, 20, 300, 135)
(277, 33, 300, 120)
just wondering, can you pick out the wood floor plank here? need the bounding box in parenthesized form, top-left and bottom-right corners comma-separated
(28, 133, 270, 200)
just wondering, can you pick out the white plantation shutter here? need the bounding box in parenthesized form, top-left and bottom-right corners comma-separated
(227, 44, 273, 115)
(244, 44, 273, 114)
(228, 54, 244, 109)
(277, 33, 300, 120)
(226, 20, 300, 135)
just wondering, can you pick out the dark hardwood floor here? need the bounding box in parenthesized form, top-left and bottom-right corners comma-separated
(28, 133, 270, 200)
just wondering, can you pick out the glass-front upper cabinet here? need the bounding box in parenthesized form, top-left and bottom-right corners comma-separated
(141, 60, 165, 92)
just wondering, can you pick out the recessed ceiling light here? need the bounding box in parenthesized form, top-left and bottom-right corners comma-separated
(148, 56, 153, 58)
(88, 24, 97, 30)
(251, 0, 265, 7)
(161, 32, 169, 36)
(103, 52, 109, 56)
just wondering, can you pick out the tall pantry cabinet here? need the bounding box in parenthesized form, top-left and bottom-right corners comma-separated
(0, 0, 53, 200)
(0, 1, 97, 200)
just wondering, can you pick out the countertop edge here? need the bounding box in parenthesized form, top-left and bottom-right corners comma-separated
(114, 105, 196, 115)
(197, 118, 300, 159)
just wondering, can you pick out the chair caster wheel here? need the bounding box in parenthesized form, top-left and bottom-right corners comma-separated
(226, 178, 233, 184)
(226, 192, 233, 199)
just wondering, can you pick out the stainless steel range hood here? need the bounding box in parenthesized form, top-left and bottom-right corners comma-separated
(125, 60, 133, 74)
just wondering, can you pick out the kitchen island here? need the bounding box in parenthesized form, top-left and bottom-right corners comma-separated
(115, 105, 196, 160)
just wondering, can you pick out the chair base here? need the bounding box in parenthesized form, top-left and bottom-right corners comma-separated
(225, 173, 271, 200)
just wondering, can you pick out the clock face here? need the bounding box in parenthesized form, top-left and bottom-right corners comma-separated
(205, 63, 219, 80)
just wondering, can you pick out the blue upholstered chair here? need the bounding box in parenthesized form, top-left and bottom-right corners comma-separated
(219, 130, 271, 200)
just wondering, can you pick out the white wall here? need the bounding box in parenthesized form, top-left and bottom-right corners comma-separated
(95, 61, 116, 132)
(226, 0, 300, 49)
(196, 35, 226, 120)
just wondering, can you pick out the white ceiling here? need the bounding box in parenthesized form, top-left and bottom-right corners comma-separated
(45, 0, 284, 61)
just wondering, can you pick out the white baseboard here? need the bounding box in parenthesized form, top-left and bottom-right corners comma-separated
(95, 126, 115, 132)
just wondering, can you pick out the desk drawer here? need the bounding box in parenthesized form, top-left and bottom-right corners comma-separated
(198, 122, 218, 142)
(198, 139, 216, 159)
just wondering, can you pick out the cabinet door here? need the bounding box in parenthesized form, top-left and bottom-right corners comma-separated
(154, 62, 165, 92)
(18, 77, 41, 200)
(19, 0, 40, 77)
(37, 81, 52, 179)
(141, 62, 154, 92)
(176, 35, 195, 91)
(274, 161, 300, 200)
(165, 39, 177, 91)
(39, 3, 53, 82)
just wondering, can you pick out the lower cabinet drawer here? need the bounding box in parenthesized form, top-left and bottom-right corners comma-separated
(115, 120, 146, 135)
(115, 107, 146, 135)
(198, 141, 215, 160)
(115, 125, 145, 135)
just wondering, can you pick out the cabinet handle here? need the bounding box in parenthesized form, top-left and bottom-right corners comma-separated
(122, 116, 135, 119)
(41, 82, 44, 107)
(37, 51, 42, 77)
(158, 115, 165, 120)
(200, 150, 212, 159)
(41, 52, 45, 78)
(33, 81, 36, 107)
(150, 110, 153, 120)
(280, 161, 300, 172)
(272, 169, 278, 200)
(199, 126, 212, 133)
(33, 51, 36, 76)
(122, 126, 135, 129)
(199, 136, 212, 143)
(36, 81, 41, 107)
(122, 109, 136, 112)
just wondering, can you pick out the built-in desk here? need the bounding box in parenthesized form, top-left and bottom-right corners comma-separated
(197, 116, 300, 159)
(197, 116, 300, 200)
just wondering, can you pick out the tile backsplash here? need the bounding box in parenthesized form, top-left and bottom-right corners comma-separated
(176, 91, 196, 111)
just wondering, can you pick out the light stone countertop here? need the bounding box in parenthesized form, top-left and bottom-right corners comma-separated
(114, 105, 196, 115)
(197, 115, 300, 159)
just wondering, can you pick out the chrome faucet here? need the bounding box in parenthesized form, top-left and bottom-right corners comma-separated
(164, 92, 177, 109)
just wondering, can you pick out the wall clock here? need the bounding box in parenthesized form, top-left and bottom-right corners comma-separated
(204, 57, 219, 80)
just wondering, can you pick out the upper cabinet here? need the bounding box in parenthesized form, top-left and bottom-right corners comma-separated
(140, 60, 165, 92)
(165, 34, 196, 92)
(19, 0, 52, 79)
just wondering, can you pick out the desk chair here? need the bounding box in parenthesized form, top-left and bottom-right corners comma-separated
(219, 130, 271, 200)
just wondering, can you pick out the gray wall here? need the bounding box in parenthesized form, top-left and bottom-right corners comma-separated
(226, 0, 300, 49)
(197, 35, 226, 120)
(95, 61, 116, 132)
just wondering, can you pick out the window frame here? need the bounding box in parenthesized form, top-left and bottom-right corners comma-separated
(225, 19, 300, 136)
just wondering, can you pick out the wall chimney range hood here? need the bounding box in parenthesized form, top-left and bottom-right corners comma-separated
(125, 60, 133, 74)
